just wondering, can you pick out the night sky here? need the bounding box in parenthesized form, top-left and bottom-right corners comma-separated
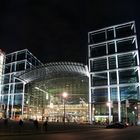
(0, 0, 140, 64)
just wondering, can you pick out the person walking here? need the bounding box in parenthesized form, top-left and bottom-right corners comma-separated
(18, 119, 23, 132)
(19, 119, 23, 127)
(33, 119, 39, 130)
(4, 118, 8, 126)
(43, 119, 48, 132)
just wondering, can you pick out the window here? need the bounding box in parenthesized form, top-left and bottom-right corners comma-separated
(91, 58, 107, 72)
(109, 56, 116, 69)
(118, 53, 137, 68)
(108, 42, 115, 55)
(11, 63, 16, 72)
(14, 95, 22, 105)
(90, 44, 106, 57)
(107, 28, 114, 40)
(117, 38, 136, 53)
(3, 95, 8, 104)
(17, 51, 26, 61)
(90, 30, 106, 43)
(2, 85, 9, 94)
(16, 61, 25, 71)
(3, 74, 10, 84)
(15, 83, 23, 93)
(92, 73, 107, 86)
(4, 64, 11, 74)
(116, 25, 134, 38)
(92, 88, 108, 102)
(11, 54, 16, 62)
(110, 88, 118, 101)
(109, 72, 117, 85)
(5, 55, 11, 63)
(119, 69, 138, 84)
(120, 86, 138, 101)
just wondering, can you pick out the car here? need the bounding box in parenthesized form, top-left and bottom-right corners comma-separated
(106, 122, 127, 129)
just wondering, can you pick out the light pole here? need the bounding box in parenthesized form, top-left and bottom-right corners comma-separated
(62, 92, 68, 124)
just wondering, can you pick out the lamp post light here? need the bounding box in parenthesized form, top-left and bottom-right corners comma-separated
(62, 92, 68, 124)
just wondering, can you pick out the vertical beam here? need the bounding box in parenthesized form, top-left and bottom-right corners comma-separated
(116, 52, 121, 122)
(11, 83, 15, 119)
(88, 31, 93, 124)
(21, 83, 25, 117)
(6, 84, 10, 118)
(88, 68, 92, 124)
(107, 56, 111, 123)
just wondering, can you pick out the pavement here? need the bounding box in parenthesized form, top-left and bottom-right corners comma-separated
(0, 120, 105, 136)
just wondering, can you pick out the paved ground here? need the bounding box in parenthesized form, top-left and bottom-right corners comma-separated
(0, 119, 104, 136)
(0, 125, 140, 140)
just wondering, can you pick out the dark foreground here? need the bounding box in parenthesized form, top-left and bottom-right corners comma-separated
(0, 124, 140, 140)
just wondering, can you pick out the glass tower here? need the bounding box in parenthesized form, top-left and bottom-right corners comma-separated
(0, 49, 5, 118)
(0, 49, 42, 118)
(88, 21, 140, 124)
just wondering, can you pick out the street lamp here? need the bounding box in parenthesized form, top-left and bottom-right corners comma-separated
(62, 92, 68, 124)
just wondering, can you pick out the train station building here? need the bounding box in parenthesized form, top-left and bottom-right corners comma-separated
(0, 21, 140, 124)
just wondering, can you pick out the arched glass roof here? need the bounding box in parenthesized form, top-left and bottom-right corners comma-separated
(16, 62, 89, 83)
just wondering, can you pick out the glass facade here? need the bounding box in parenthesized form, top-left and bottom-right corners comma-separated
(88, 21, 140, 124)
(18, 62, 89, 122)
(0, 49, 42, 118)
(0, 50, 5, 118)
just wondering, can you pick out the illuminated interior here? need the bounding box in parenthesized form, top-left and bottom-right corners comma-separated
(17, 62, 89, 122)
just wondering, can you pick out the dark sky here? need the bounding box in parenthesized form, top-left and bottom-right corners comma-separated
(0, 0, 140, 64)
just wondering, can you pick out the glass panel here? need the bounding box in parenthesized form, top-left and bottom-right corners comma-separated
(17, 51, 26, 61)
(117, 38, 136, 53)
(90, 44, 106, 57)
(91, 88, 108, 103)
(9, 95, 13, 105)
(91, 58, 107, 72)
(5, 55, 11, 63)
(94, 103, 108, 115)
(107, 28, 114, 40)
(116, 25, 134, 38)
(110, 88, 117, 101)
(92, 73, 107, 86)
(108, 42, 115, 55)
(4, 64, 11, 74)
(109, 56, 116, 69)
(109, 72, 117, 85)
(11, 63, 16, 72)
(119, 69, 138, 84)
(26, 62, 31, 70)
(27, 52, 34, 66)
(15, 83, 23, 93)
(90, 30, 106, 44)
(118, 53, 137, 68)
(11, 53, 16, 62)
(120, 86, 138, 101)
(14, 95, 22, 105)
(16, 61, 25, 71)
(2, 85, 9, 94)
(3, 95, 8, 104)
(4, 74, 10, 84)
(9, 74, 15, 83)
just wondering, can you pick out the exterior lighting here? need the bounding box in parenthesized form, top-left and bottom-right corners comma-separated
(62, 92, 68, 124)
(134, 106, 137, 110)
(62, 92, 68, 98)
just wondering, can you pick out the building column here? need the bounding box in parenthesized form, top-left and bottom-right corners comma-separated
(137, 102, 140, 125)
